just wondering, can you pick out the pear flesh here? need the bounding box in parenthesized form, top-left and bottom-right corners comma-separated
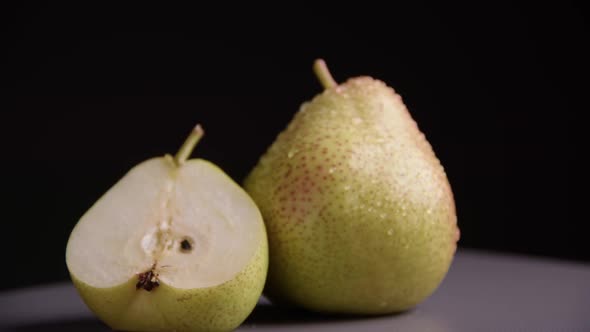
(244, 61, 459, 314)
(66, 126, 268, 332)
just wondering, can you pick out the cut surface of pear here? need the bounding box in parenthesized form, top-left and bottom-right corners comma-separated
(66, 125, 268, 332)
(244, 60, 459, 315)
(67, 158, 261, 288)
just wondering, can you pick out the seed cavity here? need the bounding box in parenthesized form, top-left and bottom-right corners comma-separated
(136, 266, 159, 292)
(180, 237, 194, 253)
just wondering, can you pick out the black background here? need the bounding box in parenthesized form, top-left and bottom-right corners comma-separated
(1, 3, 585, 290)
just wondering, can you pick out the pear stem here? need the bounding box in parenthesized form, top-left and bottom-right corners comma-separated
(313, 59, 337, 89)
(174, 124, 204, 166)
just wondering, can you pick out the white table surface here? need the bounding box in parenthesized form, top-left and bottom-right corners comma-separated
(1, 249, 589, 331)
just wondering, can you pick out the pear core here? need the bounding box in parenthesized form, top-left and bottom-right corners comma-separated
(66, 157, 263, 290)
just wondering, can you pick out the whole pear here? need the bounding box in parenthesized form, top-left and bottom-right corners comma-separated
(244, 60, 459, 314)
(66, 125, 268, 332)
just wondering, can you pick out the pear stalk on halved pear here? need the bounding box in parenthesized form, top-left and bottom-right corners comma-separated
(66, 124, 268, 332)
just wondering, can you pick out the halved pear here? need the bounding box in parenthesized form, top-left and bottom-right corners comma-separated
(66, 125, 268, 332)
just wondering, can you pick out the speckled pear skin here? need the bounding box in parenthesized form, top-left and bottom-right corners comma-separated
(70, 224, 267, 332)
(244, 76, 459, 314)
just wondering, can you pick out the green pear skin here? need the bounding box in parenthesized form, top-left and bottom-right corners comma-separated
(244, 60, 459, 314)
